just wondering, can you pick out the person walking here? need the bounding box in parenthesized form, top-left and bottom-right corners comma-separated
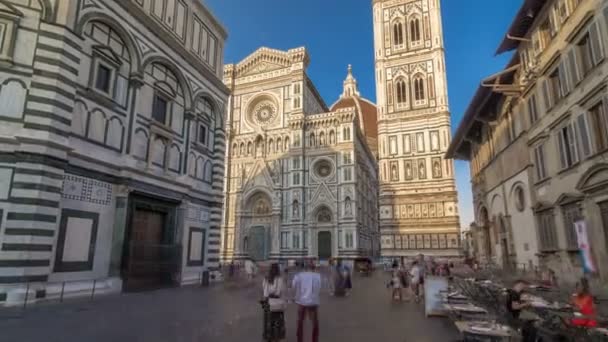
(389, 263, 403, 301)
(333, 259, 347, 297)
(409, 260, 422, 303)
(292, 261, 322, 342)
(261, 263, 286, 342)
(245, 258, 257, 283)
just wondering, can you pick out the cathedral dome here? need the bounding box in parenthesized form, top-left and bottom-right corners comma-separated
(330, 65, 378, 152)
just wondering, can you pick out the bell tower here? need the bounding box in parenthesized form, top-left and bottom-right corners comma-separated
(372, 0, 460, 257)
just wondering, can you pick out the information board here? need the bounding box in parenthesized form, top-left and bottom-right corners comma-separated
(424, 275, 448, 317)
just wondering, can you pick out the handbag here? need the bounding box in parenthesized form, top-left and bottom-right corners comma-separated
(268, 297, 287, 312)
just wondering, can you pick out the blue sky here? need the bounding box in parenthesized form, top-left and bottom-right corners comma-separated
(205, 0, 522, 229)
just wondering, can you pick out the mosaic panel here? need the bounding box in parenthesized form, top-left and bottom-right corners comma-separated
(62, 174, 112, 206)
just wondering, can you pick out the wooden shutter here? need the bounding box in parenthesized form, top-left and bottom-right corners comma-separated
(558, 130, 567, 169)
(559, 60, 570, 96)
(568, 123, 579, 163)
(567, 48, 580, 86)
(542, 79, 552, 110)
(577, 113, 592, 157)
(589, 21, 605, 65)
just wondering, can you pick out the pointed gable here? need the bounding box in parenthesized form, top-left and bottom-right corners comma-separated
(227, 46, 310, 78)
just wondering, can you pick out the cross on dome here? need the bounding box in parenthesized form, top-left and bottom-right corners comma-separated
(341, 64, 360, 99)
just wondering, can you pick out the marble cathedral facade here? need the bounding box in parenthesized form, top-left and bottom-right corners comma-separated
(372, 0, 461, 257)
(0, 0, 228, 305)
(222, 48, 379, 262)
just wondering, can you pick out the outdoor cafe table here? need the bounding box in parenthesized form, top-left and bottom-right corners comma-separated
(454, 320, 516, 341)
(444, 303, 489, 321)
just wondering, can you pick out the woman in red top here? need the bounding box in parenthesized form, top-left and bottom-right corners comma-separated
(571, 278, 597, 328)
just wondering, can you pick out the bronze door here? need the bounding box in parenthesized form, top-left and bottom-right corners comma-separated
(318, 232, 332, 260)
(125, 210, 165, 291)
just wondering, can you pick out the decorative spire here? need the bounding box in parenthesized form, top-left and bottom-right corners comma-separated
(341, 64, 360, 99)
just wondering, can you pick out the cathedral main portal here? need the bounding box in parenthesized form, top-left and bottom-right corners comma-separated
(248, 226, 269, 261)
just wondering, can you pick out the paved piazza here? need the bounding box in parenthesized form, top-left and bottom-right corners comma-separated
(0, 271, 458, 342)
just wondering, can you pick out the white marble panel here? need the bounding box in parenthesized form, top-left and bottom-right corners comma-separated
(189, 231, 203, 261)
(0, 168, 12, 200)
(62, 217, 93, 262)
(0, 80, 26, 119)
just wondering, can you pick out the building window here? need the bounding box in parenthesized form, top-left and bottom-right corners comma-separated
(414, 76, 425, 101)
(338, 230, 343, 248)
(292, 172, 300, 185)
(292, 157, 301, 169)
(280, 232, 290, 249)
(534, 143, 547, 181)
(152, 94, 169, 124)
(393, 22, 404, 46)
(557, 123, 579, 170)
(576, 113, 592, 158)
(95, 64, 112, 93)
(345, 231, 354, 248)
(343, 127, 351, 141)
(561, 202, 581, 250)
(198, 124, 207, 145)
(539, 19, 553, 50)
(410, 18, 421, 42)
(514, 186, 526, 212)
(344, 167, 352, 181)
(577, 33, 594, 77)
(587, 22, 605, 66)
(343, 152, 352, 164)
(395, 79, 407, 105)
(537, 209, 558, 251)
(528, 93, 539, 125)
(589, 101, 608, 152)
(292, 232, 300, 249)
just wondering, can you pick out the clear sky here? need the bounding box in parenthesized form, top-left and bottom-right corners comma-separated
(205, 0, 522, 230)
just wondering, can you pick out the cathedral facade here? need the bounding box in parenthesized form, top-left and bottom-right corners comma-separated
(221, 48, 379, 262)
(372, 0, 461, 257)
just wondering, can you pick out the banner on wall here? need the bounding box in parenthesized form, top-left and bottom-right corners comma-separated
(574, 220, 597, 274)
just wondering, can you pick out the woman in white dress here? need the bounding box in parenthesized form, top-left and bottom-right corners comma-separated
(261, 263, 286, 342)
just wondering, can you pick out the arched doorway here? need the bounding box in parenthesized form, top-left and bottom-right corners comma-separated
(243, 192, 272, 261)
(498, 215, 511, 268)
(479, 207, 492, 262)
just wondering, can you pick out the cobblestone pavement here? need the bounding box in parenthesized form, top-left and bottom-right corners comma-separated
(0, 270, 459, 342)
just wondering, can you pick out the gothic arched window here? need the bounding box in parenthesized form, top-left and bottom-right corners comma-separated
(410, 18, 421, 42)
(395, 79, 407, 104)
(393, 22, 404, 46)
(414, 76, 426, 101)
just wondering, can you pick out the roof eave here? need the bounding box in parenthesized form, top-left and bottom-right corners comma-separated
(495, 0, 548, 55)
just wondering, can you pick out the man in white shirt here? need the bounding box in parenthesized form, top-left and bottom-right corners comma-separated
(292, 261, 321, 342)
